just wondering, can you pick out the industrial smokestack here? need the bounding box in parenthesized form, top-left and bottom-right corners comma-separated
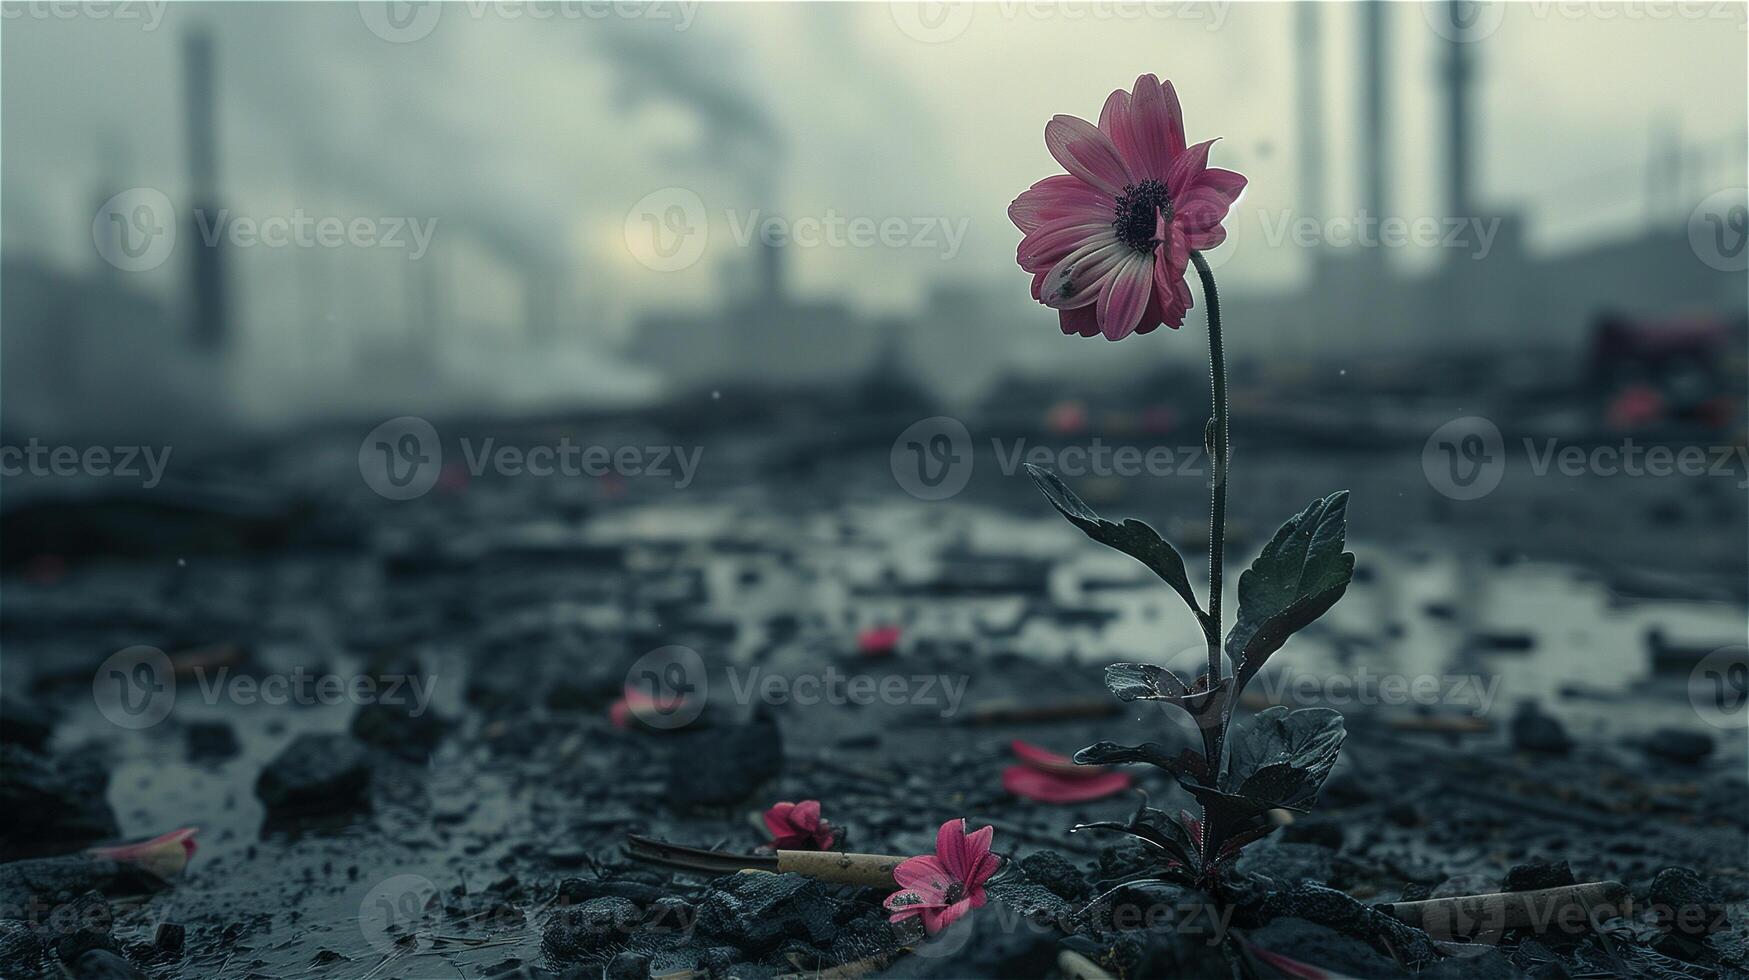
(1295, 4, 1326, 225)
(1442, 0, 1475, 225)
(1361, 1, 1389, 238)
(183, 30, 228, 349)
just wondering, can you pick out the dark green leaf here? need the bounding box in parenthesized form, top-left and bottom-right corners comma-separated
(1224, 491, 1355, 693)
(1025, 464, 1204, 620)
(1103, 663, 1190, 702)
(1225, 706, 1346, 810)
(1075, 741, 1210, 784)
(1072, 805, 1197, 868)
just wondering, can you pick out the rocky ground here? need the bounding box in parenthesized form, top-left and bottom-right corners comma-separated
(1, 411, 1744, 978)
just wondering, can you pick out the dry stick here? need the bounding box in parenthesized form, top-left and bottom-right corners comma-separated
(1379, 881, 1628, 937)
(625, 835, 903, 888)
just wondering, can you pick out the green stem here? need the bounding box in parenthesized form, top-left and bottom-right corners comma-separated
(1190, 248, 1229, 866)
(1191, 250, 1228, 691)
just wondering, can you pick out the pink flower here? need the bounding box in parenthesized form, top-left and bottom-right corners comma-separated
(609, 686, 692, 730)
(1010, 74, 1246, 341)
(884, 819, 999, 935)
(89, 827, 198, 878)
(857, 625, 902, 658)
(1002, 740, 1133, 804)
(763, 800, 838, 850)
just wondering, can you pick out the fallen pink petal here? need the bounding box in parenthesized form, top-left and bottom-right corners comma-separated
(89, 827, 199, 878)
(1002, 765, 1132, 804)
(856, 625, 901, 657)
(763, 799, 838, 851)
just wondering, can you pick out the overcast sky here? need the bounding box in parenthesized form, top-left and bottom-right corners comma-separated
(5, 1, 1744, 340)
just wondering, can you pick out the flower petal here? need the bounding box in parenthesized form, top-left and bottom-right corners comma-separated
(1009, 174, 1112, 234)
(1044, 114, 1131, 198)
(1058, 305, 1099, 337)
(922, 897, 978, 935)
(1098, 87, 1145, 177)
(1010, 740, 1105, 777)
(934, 819, 973, 881)
(1017, 216, 1114, 274)
(1042, 236, 1126, 309)
(1003, 765, 1134, 804)
(763, 802, 797, 837)
(1166, 138, 1215, 199)
(1125, 74, 1183, 180)
(1096, 251, 1154, 341)
(892, 854, 952, 900)
(790, 800, 821, 831)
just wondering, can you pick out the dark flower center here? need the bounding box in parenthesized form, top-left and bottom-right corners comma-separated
(1113, 178, 1172, 253)
(943, 882, 965, 904)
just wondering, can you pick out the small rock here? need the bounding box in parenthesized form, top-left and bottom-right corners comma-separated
(605, 950, 650, 980)
(697, 872, 834, 956)
(1280, 817, 1344, 851)
(1419, 948, 1517, 978)
(543, 897, 642, 961)
(67, 948, 146, 980)
(665, 716, 783, 808)
(0, 694, 55, 751)
(0, 745, 118, 859)
(1643, 729, 1714, 765)
(1503, 860, 1576, 893)
(255, 733, 373, 815)
(1246, 917, 1405, 978)
(1237, 842, 1339, 888)
(350, 698, 447, 762)
(1511, 702, 1573, 755)
(0, 919, 48, 978)
(882, 899, 1060, 978)
(1648, 867, 1727, 937)
(1019, 850, 1088, 901)
(183, 720, 239, 761)
(152, 922, 185, 958)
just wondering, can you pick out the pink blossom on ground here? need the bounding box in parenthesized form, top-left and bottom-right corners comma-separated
(884, 819, 999, 935)
(89, 827, 198, 878)
(1010, 74, 1245, 341)
(763, 800, 838, 850)
(857, 625, 902, 658)
(1002, 740, 1133, 803)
